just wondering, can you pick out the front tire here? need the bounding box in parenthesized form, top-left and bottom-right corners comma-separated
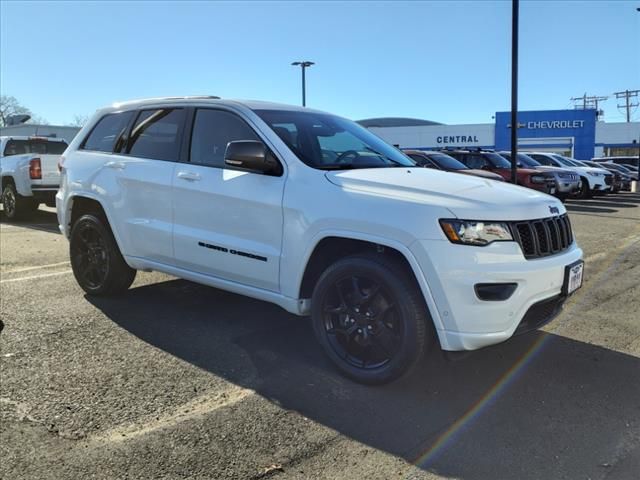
(2, 183, 38, 220)
(70, 214, 136, 295)
(578, 177, 592, 199)
(311, 254, 428, 385)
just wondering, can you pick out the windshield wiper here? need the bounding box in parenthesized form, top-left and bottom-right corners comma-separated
(315, 163, 390, 171)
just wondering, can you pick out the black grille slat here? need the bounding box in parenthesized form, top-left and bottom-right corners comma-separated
(533, 221, 549, 254)
(512, 214, 573, 260)
(515, 223, 535, 257)
(555, 216, 567, 249)
(546, 219, 560, 251)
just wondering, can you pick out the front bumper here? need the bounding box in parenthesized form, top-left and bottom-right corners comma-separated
(410, 238, 583, 351)
(554, 179, 580, 193)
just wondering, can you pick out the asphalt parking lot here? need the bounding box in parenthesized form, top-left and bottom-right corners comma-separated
(1, 194, 639, 480)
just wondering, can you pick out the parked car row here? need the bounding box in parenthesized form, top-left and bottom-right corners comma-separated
(401, 147, 634, 201)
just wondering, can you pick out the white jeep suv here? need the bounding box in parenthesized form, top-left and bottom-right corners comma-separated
(57, 97, 584, 384)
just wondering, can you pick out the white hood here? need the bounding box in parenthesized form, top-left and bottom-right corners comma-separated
(325, 167, 565, 221)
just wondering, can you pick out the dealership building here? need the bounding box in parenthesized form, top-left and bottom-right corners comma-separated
(360, 109, 640, 160)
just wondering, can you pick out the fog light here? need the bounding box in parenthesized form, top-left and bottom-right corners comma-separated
(474, 283, 518, 301)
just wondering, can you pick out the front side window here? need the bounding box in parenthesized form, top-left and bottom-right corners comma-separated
(256, 109, 414, 170)
(82, 112, 134, 153)
(3, 139, 68, 156)
(126, 108, 185, 161)
(190, 109, 260, 168)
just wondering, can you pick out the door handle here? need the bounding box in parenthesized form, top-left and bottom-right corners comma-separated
(105, 161, 126, 170)
(177, 171, 201, 181)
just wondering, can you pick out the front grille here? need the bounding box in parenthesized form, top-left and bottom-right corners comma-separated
(514, 295, 565, 335)
(512, 214, 573, 259)
(558, 172, 578, 181)
(604, 174, 613, 185)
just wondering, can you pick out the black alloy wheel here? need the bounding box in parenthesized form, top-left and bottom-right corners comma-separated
(322, 274, 402, 370)
(69, 214, 136, 295)
(71, 220, 110, 290)
(311, 254, 429, 385)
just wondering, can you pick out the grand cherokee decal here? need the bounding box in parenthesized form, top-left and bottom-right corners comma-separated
(198, 242, 267, 262)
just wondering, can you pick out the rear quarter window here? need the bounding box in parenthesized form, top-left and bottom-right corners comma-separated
(82, 111, 134, 153)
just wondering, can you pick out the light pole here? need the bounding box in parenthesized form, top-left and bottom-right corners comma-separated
(291, 61, 314, 107)
(636, 9, 640, 187)
(510, 0, 519, 184)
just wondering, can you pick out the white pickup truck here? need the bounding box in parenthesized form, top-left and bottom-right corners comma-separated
(1, 136, 68, 219)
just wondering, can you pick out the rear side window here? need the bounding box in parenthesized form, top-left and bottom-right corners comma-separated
(127, 108, 185, 161)
(190, 109, 260, 168)
(3, 139, 68, 156)
(82, 112, 134, 153)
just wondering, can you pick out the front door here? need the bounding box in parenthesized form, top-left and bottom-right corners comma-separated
(172, 108, 285, 292)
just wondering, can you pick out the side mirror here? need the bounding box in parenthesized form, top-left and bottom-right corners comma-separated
(224, 141, 282, 176)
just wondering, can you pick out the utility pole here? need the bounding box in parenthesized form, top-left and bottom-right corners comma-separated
(291, 61, 315, 107)
(570, 93, 608, 111)
(510, 0, 519, 184)
(613, 89, 639, 123)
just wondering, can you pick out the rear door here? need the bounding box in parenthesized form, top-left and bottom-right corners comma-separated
(79, 108, 184, 263)
(171, 108, 285, 292)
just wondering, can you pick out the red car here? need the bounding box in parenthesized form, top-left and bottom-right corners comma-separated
(445, 149, 557, 194)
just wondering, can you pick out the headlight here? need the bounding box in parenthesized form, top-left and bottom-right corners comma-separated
(530, 174, 548, 184)
(439, 219, 513, 246)
(587, 171, 601, 177)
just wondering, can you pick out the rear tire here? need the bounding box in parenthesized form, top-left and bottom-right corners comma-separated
(70, 214, 136, 296)
(311, 253, 429, 385)
(2, 183, 38, 220)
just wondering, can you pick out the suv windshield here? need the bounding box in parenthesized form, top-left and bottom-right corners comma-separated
(255, 109, 415, 170)
(501, 152, 542, 168)
(3, 138, 68, 156)
(427, 153, 469, 170)
(552, 154, 578, 167)
(484, 152, 512, 168)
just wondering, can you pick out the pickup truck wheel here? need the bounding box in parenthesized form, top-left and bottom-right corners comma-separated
(2, 183, 37, 220)
(311, 254, 427, 385)
(70, 214, 136, 296)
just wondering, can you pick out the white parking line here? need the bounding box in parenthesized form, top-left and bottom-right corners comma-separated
(0, 270, 72, 283)
(3, 261, 70, 274)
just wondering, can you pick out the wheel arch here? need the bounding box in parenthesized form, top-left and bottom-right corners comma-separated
(296, 232, 446, 339)
(66, 194, 128, 258)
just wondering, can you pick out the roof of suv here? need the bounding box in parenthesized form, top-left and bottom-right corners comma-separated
(106, 96, 323, 114)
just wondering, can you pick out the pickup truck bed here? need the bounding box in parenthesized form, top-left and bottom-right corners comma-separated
(1, 136, 68, 219)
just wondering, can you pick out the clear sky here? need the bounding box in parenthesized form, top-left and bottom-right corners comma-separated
(1, 0, 638, 126)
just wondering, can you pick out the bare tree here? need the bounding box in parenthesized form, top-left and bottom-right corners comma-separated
(0, 95, 32, 127)
(69, 114, 89, 127)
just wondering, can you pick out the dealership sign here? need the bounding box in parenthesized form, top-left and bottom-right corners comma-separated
(437, 135, 479, 144)
(495, 109, 597, 160)
(526, 120, 585, 130)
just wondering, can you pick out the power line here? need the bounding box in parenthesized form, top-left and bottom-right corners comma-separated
(570, 93, 608, 119)
(613, 89, 639, 123)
